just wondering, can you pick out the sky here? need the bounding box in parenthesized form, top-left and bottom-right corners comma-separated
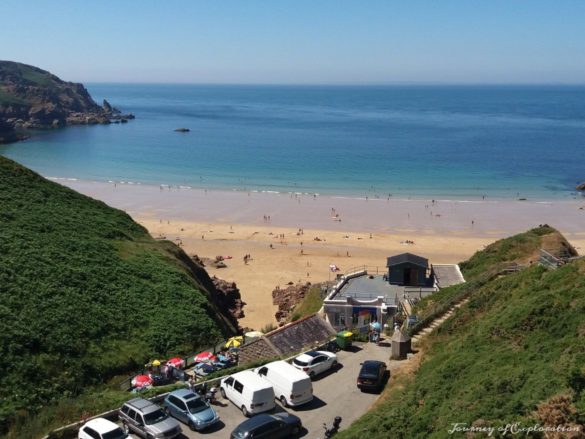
(2, 0, 585, 84)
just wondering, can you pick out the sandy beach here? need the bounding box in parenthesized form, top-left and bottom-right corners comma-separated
(58, 179, 585, 330)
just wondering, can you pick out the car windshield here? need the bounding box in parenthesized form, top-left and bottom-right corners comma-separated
(187, 397, 208, 413)
(232, 428, 247, 438)
(293, 359, 308, 367)
(102, 428, 127, 439)
(144, 409, 168, 425)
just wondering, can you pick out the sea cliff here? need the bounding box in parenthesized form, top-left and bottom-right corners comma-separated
(0, 60, 133, 143)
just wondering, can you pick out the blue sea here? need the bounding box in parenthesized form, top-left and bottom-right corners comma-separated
(1, 84, 585, 199)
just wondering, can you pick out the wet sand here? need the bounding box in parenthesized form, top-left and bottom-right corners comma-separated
(58, 179, 585, 329)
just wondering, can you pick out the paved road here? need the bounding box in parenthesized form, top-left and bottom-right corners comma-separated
(164, 341, 392, 439)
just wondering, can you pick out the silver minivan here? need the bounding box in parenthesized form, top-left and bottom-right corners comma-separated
(119, 397, 182, 439)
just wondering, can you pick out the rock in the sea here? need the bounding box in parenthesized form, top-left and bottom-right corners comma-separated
(175, 128, 190, 132)
(576, 182, 585, 191)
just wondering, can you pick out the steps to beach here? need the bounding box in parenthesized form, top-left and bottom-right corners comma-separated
(411, 298, 469, 344)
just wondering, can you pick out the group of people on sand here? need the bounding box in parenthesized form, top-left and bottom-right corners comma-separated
(243, 254, 252, 264)
(401, 240, 415, 245)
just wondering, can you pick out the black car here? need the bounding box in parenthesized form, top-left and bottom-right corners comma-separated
(230, 412, 302, 438)
(357, 360, 387, 391)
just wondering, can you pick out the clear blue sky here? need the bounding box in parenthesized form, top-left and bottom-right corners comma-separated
(2, 0, 585, 84)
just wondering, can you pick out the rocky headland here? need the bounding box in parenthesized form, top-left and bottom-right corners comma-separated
(0, 60, 134, 144)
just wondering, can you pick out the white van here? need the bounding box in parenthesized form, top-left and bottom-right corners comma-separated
(220, 370, 276, 416)
(255, 360, 313, 407)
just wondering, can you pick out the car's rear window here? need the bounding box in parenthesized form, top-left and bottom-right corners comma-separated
(293, 359, 308, 367)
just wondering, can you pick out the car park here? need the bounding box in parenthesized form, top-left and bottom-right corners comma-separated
(255, 360, 313, 407)
(78, 418, 127, 439)
(230, 412, 302, 439)
(220, 370, 276, 416)
(119, 397, 182, 438)
(357, 360, 387, 392)
(163, 388, 220, 431)
(292, 350, 338, 378)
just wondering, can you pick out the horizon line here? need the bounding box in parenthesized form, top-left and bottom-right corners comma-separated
(83, 81, 585, 87)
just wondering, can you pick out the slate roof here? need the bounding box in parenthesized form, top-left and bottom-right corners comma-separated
(386, 253, 429, 268)
(237, 337, 281, 365)
(266, 314, 336, 357)
(237, 314, 336, 364)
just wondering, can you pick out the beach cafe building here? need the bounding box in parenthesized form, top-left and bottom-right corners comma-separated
(322, 253, 464, 333)
(322, 268, 402, 334)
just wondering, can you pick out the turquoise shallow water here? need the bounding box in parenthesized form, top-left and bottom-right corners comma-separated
(1, 84, 585, 199)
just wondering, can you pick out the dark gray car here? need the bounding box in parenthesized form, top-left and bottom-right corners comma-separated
(163, 388, 220, 431)
(119, 397, 182, 439)
(230, 412, 302, 438)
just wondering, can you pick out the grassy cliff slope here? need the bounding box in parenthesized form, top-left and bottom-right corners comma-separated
(339, 229, 584, 438)
(0, 156, 235, 432)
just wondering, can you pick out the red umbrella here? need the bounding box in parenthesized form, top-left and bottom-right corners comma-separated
(166, 357, 185, 368)
(194, 352, 217, 363)
(132, 374, 153, 388)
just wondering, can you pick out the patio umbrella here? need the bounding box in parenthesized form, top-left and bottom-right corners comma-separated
(225, 336, 243, 348)
(166, 357, 184, 368)
(132, 374, 153, 388)
(370, 322, 382, 331)
(194, 352, 217, 363)
(152, 359, 161, 367)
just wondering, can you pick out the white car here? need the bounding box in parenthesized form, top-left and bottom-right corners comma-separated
(78, 417, 128, 439)
(292, 350, 338, 378)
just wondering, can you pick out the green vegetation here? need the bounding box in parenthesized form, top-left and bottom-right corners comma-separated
(339, 229, 584, 438)
(0, 157, 235, 436)
(0, 88, 25, 106)
(290, 286, 324, 321)
(411, 225, 576, 326)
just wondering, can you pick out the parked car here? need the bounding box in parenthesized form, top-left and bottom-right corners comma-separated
(79, 418, 127, 439)
(255, 360, 313, 407)
(292, 350, 338, 378)
(230, 412, 302, 439)
(357, 360, 387, 392)
(220, 370, 276, 416)
(119, 397, 182, 438)
(163, 388, 220, 431)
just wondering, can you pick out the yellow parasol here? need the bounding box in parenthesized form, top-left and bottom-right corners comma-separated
(152, 359, 161, 367)
(225, 336, 244, 348)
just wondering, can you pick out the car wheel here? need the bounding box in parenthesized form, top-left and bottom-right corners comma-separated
(309, 371, 316, 379)
(220, 388, 226, 398)
(122, 422, 129, 434)
(241, 405, 249, 416)
(189, 420, 197, 431)
(292, 424, 301, 435)
(280, 395, 289, 407)
(331, 360, 338, 369)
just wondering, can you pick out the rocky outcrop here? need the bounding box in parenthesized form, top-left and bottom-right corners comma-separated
(211, 276, 246, 321)
(0, 60, 134, 143)
(576, 182, 585, 191)
(272, 282, 312, 324)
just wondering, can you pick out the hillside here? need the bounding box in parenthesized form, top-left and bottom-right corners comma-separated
(339, 228, 585, 439)
(0, 60, 132, 142)
(0, 156, 237, 432)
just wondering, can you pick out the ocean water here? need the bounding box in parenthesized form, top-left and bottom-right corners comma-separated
(1, 84, 585, 199)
